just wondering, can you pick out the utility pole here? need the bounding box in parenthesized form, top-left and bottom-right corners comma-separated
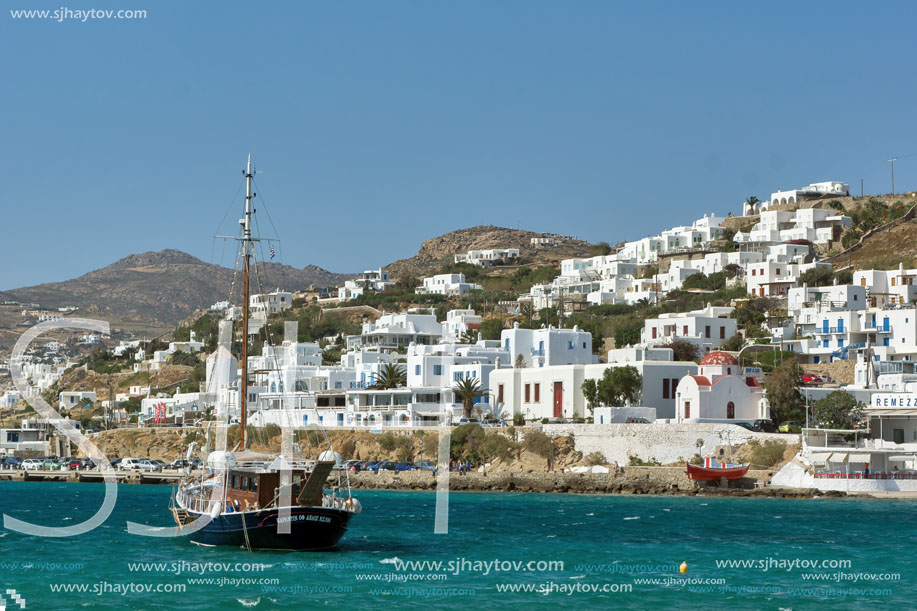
(889, 158, 897, 194)
(860, 178, 864, 198)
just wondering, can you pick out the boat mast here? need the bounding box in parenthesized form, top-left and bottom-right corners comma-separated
(240, 155, 254, 450)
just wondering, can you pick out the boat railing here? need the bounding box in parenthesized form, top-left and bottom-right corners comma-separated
(176, 487, 228, 514)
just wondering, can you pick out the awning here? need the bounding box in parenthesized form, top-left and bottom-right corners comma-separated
(848, 453, 871, 463)
(413, 411, 447, 417)
(888, 455, 914, 462)
(828, 452, 849, 463)
(865, 408, 917, 416)
(810, 452, 832, 465)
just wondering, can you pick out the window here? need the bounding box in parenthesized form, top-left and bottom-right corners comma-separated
(652, 327, 657, 339)
(751, 269, 756, 276)
(719, 327, 725, 339)
(684, 402, 690, 419)
(433, 365, 442, 376)
(683, 325, 688, 335)
(726, 402, 735, 419)
(250, 478, 258, 492)
(705, 325, 711, 339)
(454, 372, 463, 382)
(567, 341, 574, 350)
(823, 339, 829, 348)
(524, 384, 530, 403)
(838, 339, 844, 347)
(671, 378, 678, 394)
(662, 379, 670, 399)
(415, 365, 421, 375)
(534, 384, 540, 402)
(498, 384, 504, 404)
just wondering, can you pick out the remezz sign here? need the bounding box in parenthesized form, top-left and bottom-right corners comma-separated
(871, 393, 917, 408)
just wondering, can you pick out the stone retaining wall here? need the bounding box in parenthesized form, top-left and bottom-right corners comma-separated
(542, 423, 788, 465)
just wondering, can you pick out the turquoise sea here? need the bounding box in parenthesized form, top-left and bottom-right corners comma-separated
(0, 481, 913, 610)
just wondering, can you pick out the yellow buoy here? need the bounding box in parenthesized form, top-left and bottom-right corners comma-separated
(679, 561, 688, 574)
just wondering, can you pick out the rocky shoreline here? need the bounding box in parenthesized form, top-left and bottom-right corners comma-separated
(346, 467, 844, 498)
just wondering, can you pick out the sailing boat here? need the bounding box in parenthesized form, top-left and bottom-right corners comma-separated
(170, 156, 360, 550)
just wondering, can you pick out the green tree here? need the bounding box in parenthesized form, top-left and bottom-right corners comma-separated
(518, 302, 535, 328)
(372, 363, 406, 390)
(581, 378, 599, 414)
(590, 241, 613, 256)
(666, 339, 699, 362)
(813, 391, 863, 429)
(479, 318, 504, 341)
(588, 365, 643, 408)
(514, 354, 526, 368)
(797, 267, 833, 287)
(764, 358, 802, 425)
(453, 377, 489, 419)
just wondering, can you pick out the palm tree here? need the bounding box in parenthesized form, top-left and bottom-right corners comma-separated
(519, 302, 534, 327)
(372, 362, 406, 390)
(745, 195, 760, 206)
(452, 377, 489, 419)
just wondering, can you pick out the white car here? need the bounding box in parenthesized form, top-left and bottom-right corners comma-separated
(118, 458, 147, 471)
(21, 459, 44, 470)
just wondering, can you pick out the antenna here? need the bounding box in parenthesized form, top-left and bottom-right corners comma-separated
(889, 158, 897, 194)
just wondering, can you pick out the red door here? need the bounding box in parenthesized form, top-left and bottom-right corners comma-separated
(553, 382, 563, 418)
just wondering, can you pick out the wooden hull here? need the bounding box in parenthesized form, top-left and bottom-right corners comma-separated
(685, 462, 750, 481)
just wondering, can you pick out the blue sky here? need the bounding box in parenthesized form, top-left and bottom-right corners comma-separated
(2, 1, 916, 289)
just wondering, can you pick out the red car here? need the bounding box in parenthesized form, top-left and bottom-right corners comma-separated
(802, 373, 823, 384)
(65, 458, 83, 471)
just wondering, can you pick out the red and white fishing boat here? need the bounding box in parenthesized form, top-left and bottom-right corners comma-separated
(685, 457, 750, 481)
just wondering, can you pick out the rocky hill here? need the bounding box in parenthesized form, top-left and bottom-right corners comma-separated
(383, 225, 598, 279)
(5, 249, 351, 328)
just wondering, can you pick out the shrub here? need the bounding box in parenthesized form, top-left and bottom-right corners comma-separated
(522, 430, 553, 459)
(627, 454, 661, 466)
(746, 439, 787, 467)
(541, 417, 549, 424)
(584, 451, 606, 466)
(513, 413, 525, 426)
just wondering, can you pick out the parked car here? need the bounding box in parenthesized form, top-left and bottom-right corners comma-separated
(779, 421, 803, 434)
(802, 373, 823, 384)
(342, 460, 362, 472)
(137, 459, 163, 472)
(118, 458, 147, 471)
(394, 462, 414, 472)
(367, 461, 396, 472)
(21, 459, 44, 470)
(457, 418, 480, 425)
(752, 419, 779, 433)
(734, 422, 756, 432)
(362, 461, 381, 471)
(413, 460, 435, 471)
(65, 458, 83, 471)
(149, 459, 168, 470)
(2, 456, 22, 469)
(42, 458, 62, 470)
(625, 417, 650, 424)
(80, 458, 95, 469)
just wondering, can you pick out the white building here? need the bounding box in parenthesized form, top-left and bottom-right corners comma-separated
(416, 273, 483, 296)
(454, 248, 520, 266)
(746, 261, 831, 298)
(346, 309, 444, 350)
(854, 265, 917, 307)
(674, 351, 769, 423)
(337, 268, 394, 301)
(250, 290, 293, 316)
(444, 309, 483, 341)
(641, 305, 737, 354)
(767, 181, 849, 209)
(490, 346, 697, 421)
(59, 391, 96, 410)
(500, 323, 595, 368)
(735, 208, 851, 245)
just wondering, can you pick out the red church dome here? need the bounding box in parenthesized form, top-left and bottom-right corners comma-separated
(699, 351, 738, 366)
